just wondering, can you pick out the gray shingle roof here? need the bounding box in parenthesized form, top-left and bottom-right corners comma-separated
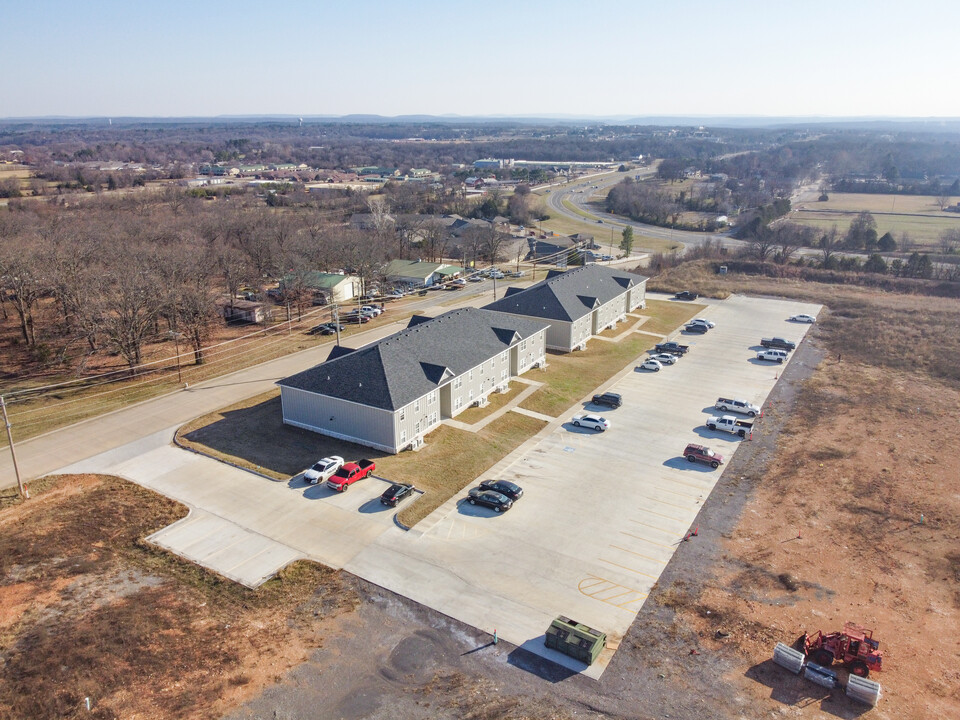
(482, 265, 648, 323)
(277, 307, 549, 411)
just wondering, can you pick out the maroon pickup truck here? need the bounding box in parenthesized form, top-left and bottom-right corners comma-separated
(327, 459, 376, 491)
(684, 443, 724, 469)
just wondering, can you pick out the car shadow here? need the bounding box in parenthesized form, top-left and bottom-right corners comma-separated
(748, 344, 767, 351)
(692, 426, 747, 441)
(457, 499, 508, 517)
(662, 457, 719, 472)
(358, 498, 390, 514)
(303, 483, 342, 500)
(634, 366, 661, 373)
(748, 357, 784, 366)
(562, 422, 605, 434)
(583, 402, 618, 412)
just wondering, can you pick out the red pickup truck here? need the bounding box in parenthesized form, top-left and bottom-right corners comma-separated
(326, 459, 376, 491)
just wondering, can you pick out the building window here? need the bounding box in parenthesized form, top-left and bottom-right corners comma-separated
(469, 390, 474, 402)
(520, 340, 527, 351)
(455, 397, 462, 410)
(399, 409, 405, 422)
(429, 391, 437, 403)
(415, 399, 420, 413)
(415, 421, 421, 435)
(469, 369, 474, 381)
(400, 429, 406, 444)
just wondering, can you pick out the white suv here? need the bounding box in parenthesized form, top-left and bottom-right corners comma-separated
(756, 349, 788, 363)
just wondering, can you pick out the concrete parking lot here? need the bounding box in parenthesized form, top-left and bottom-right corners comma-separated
(344, 294, 820, 677)
(55, 292, 819, 677)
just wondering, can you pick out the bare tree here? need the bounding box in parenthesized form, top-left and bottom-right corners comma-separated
(936, 192, 952, 212)
(96, 246, 163, 372)
(746, 227, 776, 261)
(819, 227, 841, 268)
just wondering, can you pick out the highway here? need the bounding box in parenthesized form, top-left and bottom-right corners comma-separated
(537, 169, 743, 252)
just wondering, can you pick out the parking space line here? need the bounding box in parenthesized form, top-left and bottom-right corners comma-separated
(620, 530, 677, 550)
(600, 558, 660, 580)
(609, 544, 668, 565)
(634, 507, 685, 523)
(648, 484, 704, 501)
(636, 494, 693, 512)
(624, 520, 676, 536)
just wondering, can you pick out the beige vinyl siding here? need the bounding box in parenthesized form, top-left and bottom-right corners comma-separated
(280, 386, 397, 452)
(395, 389, 441, 447)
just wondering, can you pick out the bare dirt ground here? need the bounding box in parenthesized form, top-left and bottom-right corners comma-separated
(0, 475, 357, 720)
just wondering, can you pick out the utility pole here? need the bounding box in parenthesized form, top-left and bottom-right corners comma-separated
(1, 396, 27, 499)
(333, 304, 341, 346)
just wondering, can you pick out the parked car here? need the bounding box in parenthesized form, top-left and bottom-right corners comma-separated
(690, 317, 716, 328)
(571, 414, 610, 431)
(306, 323, 335, 335)
(650, 352, 678, 365)
(507, 270, 526, 278)
(638, 358, 663, 372)
(266, 288, 284, 301)
(591, 392, 622, 408)
(467, 488, 513, 512)
(761, 336, 796, 351)
(468, 275, 484, 282)
(705, 415, 754, 438)
(304, 456, 345, 484)
(601, 254, 613, 261)
(361, 305, 383, 316)
(790, 314, 816, 323)
(342, 312, 370, 323)
(479, 479, 524, 501)
(684, 322, 709, 334)
(674, 290, 699, 300)
(654, 341, 690, 355)
(715, 397, 761, 417)
(756, 349, 788, 363)
(327, 459, 376, 491)
(380, 482, 415, 507)
(489, 270, 505, 279)
(387, 290, 404, 299)
(684, 443, 724, 469)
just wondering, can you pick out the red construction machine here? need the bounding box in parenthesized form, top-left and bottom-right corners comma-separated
(795, 622, 883, 677)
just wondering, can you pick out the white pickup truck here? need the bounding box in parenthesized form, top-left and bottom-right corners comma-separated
(706, 415, 754, 438)
(715, 397, 761, 417)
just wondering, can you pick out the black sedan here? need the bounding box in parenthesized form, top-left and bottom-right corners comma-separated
(467, 488, 513, 512)
(307, 323, 336, 335)
(684, 323, 708, 333)
(479, 479, 524, 501)
(380, 482, 415, 507)
(675, 290, 699, 300)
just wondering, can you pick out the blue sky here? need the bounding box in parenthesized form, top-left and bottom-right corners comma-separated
(4, 0, 959, 118)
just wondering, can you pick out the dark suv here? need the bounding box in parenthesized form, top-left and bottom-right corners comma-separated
(591, 392, 622, 408)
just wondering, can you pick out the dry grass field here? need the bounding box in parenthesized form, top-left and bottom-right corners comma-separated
(792, 192, 960, 246)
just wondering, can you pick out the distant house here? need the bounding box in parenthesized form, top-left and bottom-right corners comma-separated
(221, 299, 266, 324)
(383, 259, 462, 287)
(277, 307, 549, 453)
(350, 212, 396, 230)
(280, 272, 360, 303)
(483, 264, 647, 352)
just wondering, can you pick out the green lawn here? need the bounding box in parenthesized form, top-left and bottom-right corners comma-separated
(638, 298, 705, 335)
(452, 381, 524, 424)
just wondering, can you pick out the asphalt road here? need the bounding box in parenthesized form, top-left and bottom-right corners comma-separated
(539, 170, 743, 252)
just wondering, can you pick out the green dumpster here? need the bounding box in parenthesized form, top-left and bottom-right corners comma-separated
(544, 615, 607, 665)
